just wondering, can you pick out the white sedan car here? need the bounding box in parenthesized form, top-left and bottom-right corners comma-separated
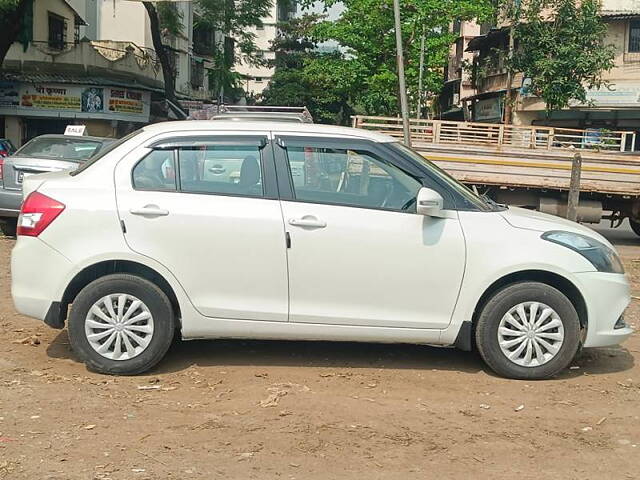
(11, 121, 633, 379)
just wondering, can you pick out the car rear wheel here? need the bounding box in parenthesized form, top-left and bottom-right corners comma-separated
(629, 218, 640, 237)
(475, 282, 581, 380)
(68, 274, 175, 375)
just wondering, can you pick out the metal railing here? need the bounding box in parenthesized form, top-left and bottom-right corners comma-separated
(352, 116, 636, 153)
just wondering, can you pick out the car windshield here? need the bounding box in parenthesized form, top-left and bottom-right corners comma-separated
(390, 142, 503, 212)
(15, 137, 105, 162)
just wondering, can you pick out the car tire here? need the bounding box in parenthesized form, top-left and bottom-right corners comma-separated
(475, 282, 581, 380)
(0, 219, 17, 237)
(67, 274, 175, 375)
(629, 218, 640, 237)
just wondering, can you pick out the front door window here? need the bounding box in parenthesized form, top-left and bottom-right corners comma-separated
(285, 146, 422, 212)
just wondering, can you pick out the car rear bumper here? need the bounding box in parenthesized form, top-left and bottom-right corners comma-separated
(576, 271, 634, 348)
(0, 188, 22, 217)
(11, 236, 72, 322)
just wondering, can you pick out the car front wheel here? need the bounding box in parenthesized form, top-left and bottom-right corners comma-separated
(68, 274, 175, 375)
(475, 282, 581, 380)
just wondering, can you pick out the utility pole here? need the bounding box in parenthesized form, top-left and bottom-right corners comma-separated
(503, 25, 516, 124)
(567, 148, 582, 222)
(393, 0, 411, 146)
(503, 0, 521, 125)
(417, 25, 426, 120)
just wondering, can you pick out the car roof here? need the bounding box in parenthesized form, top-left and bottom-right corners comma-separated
(141, 120, 396, 143)
(26, 134, 114, 142)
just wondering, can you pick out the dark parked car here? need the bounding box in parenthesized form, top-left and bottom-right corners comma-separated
(0, 138, 17, 158)
(0, 134, 115, 236)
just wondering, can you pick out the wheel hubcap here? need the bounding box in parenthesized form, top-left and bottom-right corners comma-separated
(497, 301, 565, 367)
(84, 294, 154, 361)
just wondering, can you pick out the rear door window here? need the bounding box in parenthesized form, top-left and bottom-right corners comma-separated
(132, 150, 177, 191)
(177, 145, 264, 197)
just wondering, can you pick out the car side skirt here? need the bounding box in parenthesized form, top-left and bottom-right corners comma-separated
(181, 318, 444, 345)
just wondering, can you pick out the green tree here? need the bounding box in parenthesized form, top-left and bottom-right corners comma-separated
(0, 0, 34, 66)
(143, 2, 183, 112)
(507, 0, 615, 113)
(143, 0, 272, 109)
(260, 14, 354, 124)
(195, 0, 273, 102)
(308, 0, 494, 116)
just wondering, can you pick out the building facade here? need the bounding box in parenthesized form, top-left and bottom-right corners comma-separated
(460, 1, 640, 136)
(234, 0, 296, 97)
(439, 20, 482, 120)
(1, 0, 220, 147)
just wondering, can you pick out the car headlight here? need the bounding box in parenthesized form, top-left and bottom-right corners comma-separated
(541, 231, 624, 274)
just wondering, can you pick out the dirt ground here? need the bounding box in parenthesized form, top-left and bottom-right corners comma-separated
(1, 229, 639, 480)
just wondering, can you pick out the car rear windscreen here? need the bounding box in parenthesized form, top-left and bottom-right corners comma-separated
(15, 137, 104, 162)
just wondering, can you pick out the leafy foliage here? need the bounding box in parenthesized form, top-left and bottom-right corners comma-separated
(0, 0, 20, 12)
(195, 0, 273, 65)
(0, 0, 31, 65)
(193, 0, 274, 102)
(507, 0, 615, 112)
(260, 14, 354, 124)
(306, 0, 494, 116)
(157, 2, 184, 37)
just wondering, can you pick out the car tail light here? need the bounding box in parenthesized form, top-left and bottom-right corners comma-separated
(17, 192, 65, 237)
(0, 157, 3, 181)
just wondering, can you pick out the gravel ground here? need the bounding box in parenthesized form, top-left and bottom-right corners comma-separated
(0, 228, 639, 480)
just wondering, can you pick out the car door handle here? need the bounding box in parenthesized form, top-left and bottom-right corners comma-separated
(129, 205, 170, 217)
(288, 216, 326, 228)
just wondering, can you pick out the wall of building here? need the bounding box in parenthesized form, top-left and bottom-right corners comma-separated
(96, 0, 151, 47)
(3, 117, 22, 149)
(67, 0, 97, 39)
(466, 14, 640, 128)
(33, 0, 76, 45)
(234, 0, 295, 97)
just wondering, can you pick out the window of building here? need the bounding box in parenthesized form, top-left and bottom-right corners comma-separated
(191, 59, 205, 89)
(193, 20, 215, 55)
(48, 13, 67, 50)
(254, 77, 264, 82)
(284, 146, 421, 211)
(629, 20, 640, 53)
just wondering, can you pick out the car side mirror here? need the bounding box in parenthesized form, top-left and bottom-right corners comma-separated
(416, 187, 446, 218)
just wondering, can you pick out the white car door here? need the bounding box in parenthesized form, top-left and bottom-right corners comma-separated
(274, 135, 466, 329)
(114, 133, 289, 322)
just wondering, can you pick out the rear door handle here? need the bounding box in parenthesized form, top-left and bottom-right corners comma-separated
(129, 205, 169, 217)
(288, 216, 326, 228)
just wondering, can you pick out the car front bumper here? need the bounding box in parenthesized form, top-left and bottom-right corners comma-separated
(0, 187, 22, 217)
(576, 271, 634, 348)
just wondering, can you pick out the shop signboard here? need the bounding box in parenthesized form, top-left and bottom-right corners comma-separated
(0, 82, 19, 108)
(579, 82, 640, 107)
(0, 83, 151, 122)
(474, 97, 503, 122)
